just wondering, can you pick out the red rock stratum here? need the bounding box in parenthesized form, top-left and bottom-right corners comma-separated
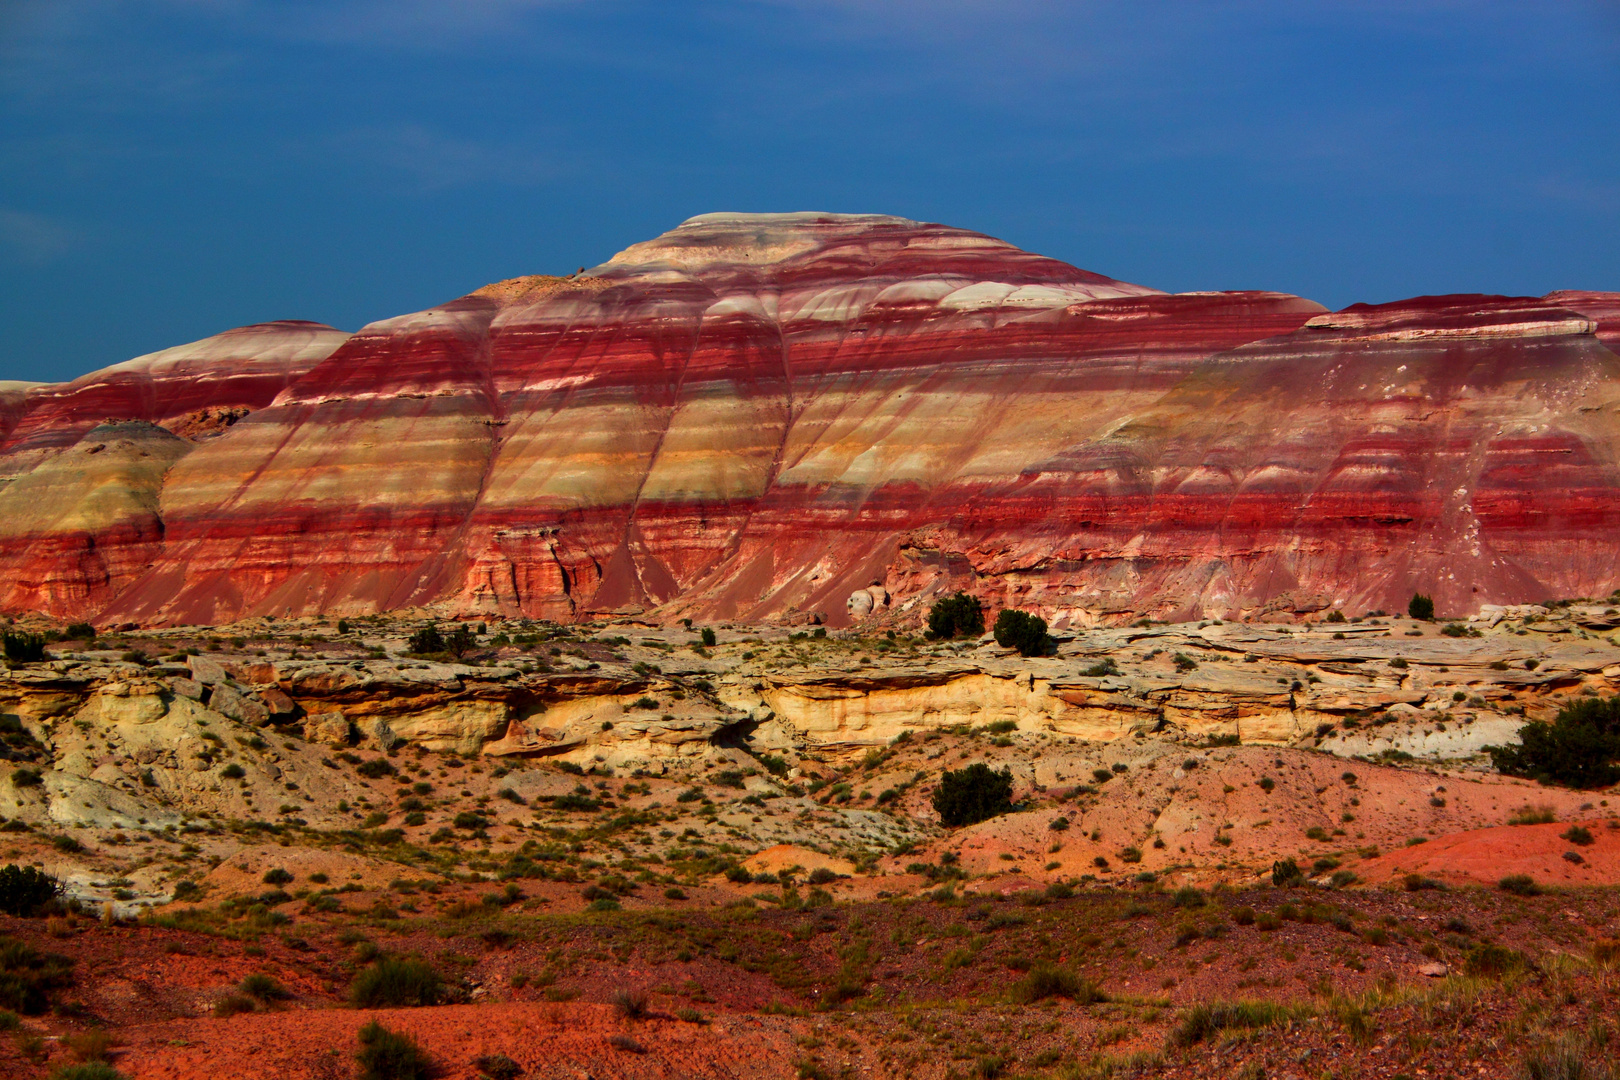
(3, 212, 1619, 627)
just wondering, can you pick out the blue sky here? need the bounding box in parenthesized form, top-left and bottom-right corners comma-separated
(2, 1, 1618, 383)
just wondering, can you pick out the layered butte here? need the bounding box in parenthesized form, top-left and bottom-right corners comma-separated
(2, 213, 1618, 627)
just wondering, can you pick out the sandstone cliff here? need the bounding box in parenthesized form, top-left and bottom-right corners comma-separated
(2, 214, 1618, 626)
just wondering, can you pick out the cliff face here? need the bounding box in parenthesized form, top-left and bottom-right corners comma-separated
(2, 213, 1618, 626)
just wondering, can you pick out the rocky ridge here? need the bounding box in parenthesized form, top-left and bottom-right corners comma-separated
(3, 215, 1619, 628)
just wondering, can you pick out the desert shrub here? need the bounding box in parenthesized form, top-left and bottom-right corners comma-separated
(1082, 658, 1120, 677)
(808, 867, 837, 885)
(992, 609, 1052, 657)
(1498, 874, 1541, 897)
(928, 593, 985, 640)
(611, 987, 649, 1019)
(0, 936, 74, 1014)
(475, 1054, 523, 1080)
(1170, 1000, 1289, 1047)
(220, 763, 245, 779)
(213, 992, 256, 1018)
(240, 973, 289, 1001)
(348, 958, 443, 1008)
(1, 632, 45, 663)
(932, 763, 1015, 826)
(406, 625, 445, 655)
(1408, 593, 1435, 621)
(1172, 886, 1206, 908)
(1508, 805, 1557, 825)
(452, 812, 488, 830)
(48, 1065, 127, 1080)
(1258, 776, 1275, 792)
(356, 1020, 434, 1080)
(1464, 943, 1527, 978)
(1517, 1035, 1612, 1080)
(699, 627, 717, 647)
(0, 865, 62, 917)
(1009, 965, 1104, 1005)
(1271, 858, 1305, 888)
(1562, 825, 1595, 846)
(8, 765, 44, 790)
(1488, 696, 1620, 788)
(262, 868, 293, 886)
(356, 758, 395, 779)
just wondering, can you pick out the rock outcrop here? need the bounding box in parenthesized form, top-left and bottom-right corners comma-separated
(3, 215, 1619, 625)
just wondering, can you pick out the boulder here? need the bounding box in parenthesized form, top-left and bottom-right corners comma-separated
(302, 711, 352, 748)
(356, 715, 402, 751)
(209, 682, 270, 726)
(187, 654, 229, 685)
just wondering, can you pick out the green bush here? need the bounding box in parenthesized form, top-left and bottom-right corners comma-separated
(406, 625, 445, 655)
(1498, 874, 1541, 897)
(64, 623, 95, 641)
(1, 632, 45, 663)
(348, 958, 443, 1008)
(1562, 825, 1595, 846)
(1488, 696, 1620, 788)
(356, 1020, 434, 1080)
(240, 973, 289, 1001)
(992, 609, 1051, 657)
(0, 865, 62, 917)
(928, 593, 985, 640)
(1009, 965, 1103, 1004)
(932, 763, 1015, 827)
(700, 627, 717, 647)
(47, 1065, 128, 1080)
(1408, 593, 1435, 621)
(1464, 943, 1527, 978)
(1271, 858, 1305, 888)
(220, 763, 245, 780)
(445, 625, 477, 659)
(1169, 1000, 1290, 1047)
(0, 936, 74, 1014)
(474, 1054, 523, 1080)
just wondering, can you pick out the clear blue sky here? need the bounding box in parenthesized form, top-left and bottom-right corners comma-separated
(2, 1, 1618, 384)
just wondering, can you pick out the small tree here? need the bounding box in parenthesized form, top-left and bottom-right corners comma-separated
(1, 632, 45, 663)
(1488, 695, 1620, 789)
(407, 625, 444, 655)
(928, 593, 985, 640)
(932, 763, 1015, 826)
(700, 627, 717, 647)
(445, 625, 477, 659)
(1408, 593, 1435, 621)
(993, 609, 1051, 657)
(0, 864, 62, 916)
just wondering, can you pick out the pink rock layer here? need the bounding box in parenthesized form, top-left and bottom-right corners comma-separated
(1, 213, 1617, 627)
